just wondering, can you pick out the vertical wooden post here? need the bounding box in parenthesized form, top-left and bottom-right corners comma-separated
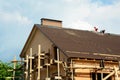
(29, 48, 34, 80)
(46, 65, 49, 78)
(71, 59, 74, 80)
(13, 56, 17, 80)
(29, 48, 33, 80)
(25, 55, 29, 80)
(54, 48, 62, 79)
(46, 64, 50, 79)
(95, 70, 98, 80)
(118, 61, 120, 70)
(101, 71, 103, 80)
(37, 45, 41, 80)
(64, 62, 67, 77)
(57, 48, 60, 79)
(114, 66, 119, 80)
(46, 55, 50, 80)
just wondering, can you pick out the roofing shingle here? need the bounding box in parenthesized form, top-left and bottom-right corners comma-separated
(36, 24, 120, 60)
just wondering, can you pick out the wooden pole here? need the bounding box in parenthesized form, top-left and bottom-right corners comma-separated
(29, 48, 34, 80)
(12, 56, 17, 80)
(47, 65, 49, 78)
(55, 48, 62, 79)
(37, 45, 41, 80)
(71, 59, 74, 80)
(95, 70, 98, 80)
(46, 64, 50, 80)
(25, 55, 29, 80)
(101, 71, 103, 80)
(30, 48, 32, 80)
(25, 55, 28, 80)
(114, 66, 119, 80)
(102, 66, 119, 80)
(102, 71, 115, 80)
(57, 48, 60, 78)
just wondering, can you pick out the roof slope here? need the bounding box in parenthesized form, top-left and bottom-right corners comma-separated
(36, 24, 120, 60)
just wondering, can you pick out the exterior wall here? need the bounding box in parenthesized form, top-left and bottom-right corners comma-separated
(71, 59, 119, 80)
(25, 29, 52, 56)
(24, 29, 67, 80)
(25, 29, 52, 80)
(49, 47, 67, 79)
(60, 51, 68, 62)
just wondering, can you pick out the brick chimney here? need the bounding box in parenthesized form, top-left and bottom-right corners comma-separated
(41, 18, 62, 28)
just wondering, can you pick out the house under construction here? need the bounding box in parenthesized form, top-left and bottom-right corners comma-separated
(20, 18, 120, 80)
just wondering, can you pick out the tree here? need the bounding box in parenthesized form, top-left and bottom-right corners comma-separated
(0, 60, 12, 80)
(0, 60, 23, 80)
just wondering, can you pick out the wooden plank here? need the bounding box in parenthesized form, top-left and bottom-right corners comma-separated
(37, 45, 41, 80)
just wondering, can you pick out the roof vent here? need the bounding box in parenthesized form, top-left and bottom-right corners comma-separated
(41, 18, 62, 27)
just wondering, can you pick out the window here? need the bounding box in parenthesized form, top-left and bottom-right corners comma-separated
(54, 47, 57, 60)
(41, 59, 44, 66)
(91, 73, 112, 80)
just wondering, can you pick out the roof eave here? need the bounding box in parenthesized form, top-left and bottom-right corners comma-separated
(66, 51, 120, 61)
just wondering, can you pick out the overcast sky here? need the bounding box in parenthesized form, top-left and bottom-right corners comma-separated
(0, 0, 120, 62)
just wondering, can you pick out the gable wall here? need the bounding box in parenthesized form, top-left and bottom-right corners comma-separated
(24, 28, 67, 79)
(25, 29, 52, 56)
(25, 29, 52, 80)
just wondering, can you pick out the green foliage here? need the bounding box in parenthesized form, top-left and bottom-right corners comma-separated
(0, 60, 23, 80)
(0, 60, 12, 79)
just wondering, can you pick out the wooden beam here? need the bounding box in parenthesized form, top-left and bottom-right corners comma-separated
(57, 48, 61, 80)
(95, 70, 98, 80)
(25, 55, 29, 80)
(102, 66, 119, 80)
(71, 59, 74, 80)
(114, 66, 119, 80)
(102, 71, 115, 80)
(12, 56, 17, 80)
(37, 45, 41, 80)
(29, 48, 34, 80)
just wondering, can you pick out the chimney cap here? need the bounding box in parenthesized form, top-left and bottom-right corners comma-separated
(41, 18, 62, 22)
(41, 18, 62, 27)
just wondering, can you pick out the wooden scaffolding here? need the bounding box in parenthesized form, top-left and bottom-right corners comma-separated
(23, 44, 120, 80)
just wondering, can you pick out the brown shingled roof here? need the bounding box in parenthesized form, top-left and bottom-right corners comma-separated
(36, 24, 120, 60)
